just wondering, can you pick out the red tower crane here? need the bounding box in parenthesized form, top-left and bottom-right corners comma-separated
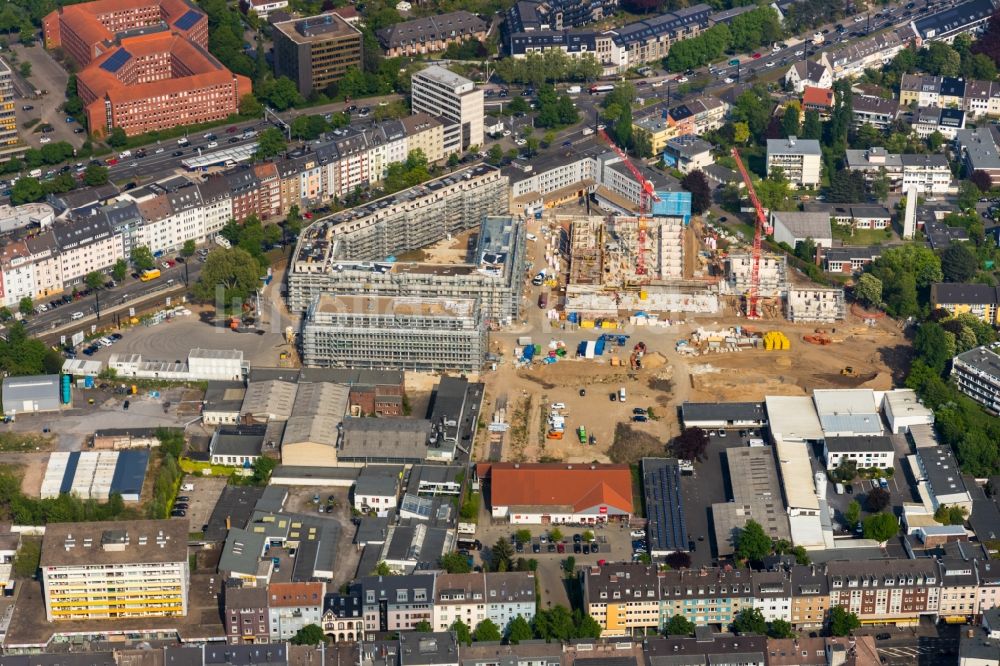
(598, 129, 661, 279)
(730, 147, 772, 319)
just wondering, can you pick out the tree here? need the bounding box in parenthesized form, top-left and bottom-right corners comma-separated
(844, 500, 861, 528)
(681, 170, 712, 215)
(239, 94, 263, 117)
(258, 76, 305, 110)
(18, 297, 32, 317)
(506, 615, 533, 643)
(664, 614, 696, 636)
(971, 170, 994, 194)
(735, 520, 772, 564)
(192, 247, 262, 309)
(781, 105, 800, 138)
(106, 127, 128, 147)
(182, 239, 196, 257)
(732, 608, 767, 635)
(671, 427, 709, 461)
(562, 556, 576, 576)
(958, 180, 982, 212)
(829, 606, 861, 636)
(919, 41, 961, 77)
(130, 246, 155, 271)
(733, 122, 751, 144)
(486, 144, 504, 165)
(111, 259, 128, 282)
(576, 612, 603, 639)
(795, 238, 817, 263)
(82, 164, 109, 187)
(664, 551, 692, 569)
(413, 620, 432, 632)
(255, 127, 288, 159)
(10, 177, 43, 205)
(862, 512, 898, 543)
(491, 537, 513, 572)
(866, 487, 891, 512)
(855, 274, 883, 308)
(914, 322, 957, 375)
(768, 619, 795, 639)
(514, 529, 532, 544)
(941, 243, 978, 283)
(451, 619, 472, 646)
(801, 110, 822, 141)
(373, 561, 391, 576)
(934, 504, 968, 525)
(440, 551, 472, 573)
(85, 271, 105, 291)
(473, 618, 502, 642)
(290, 624, 325, 645)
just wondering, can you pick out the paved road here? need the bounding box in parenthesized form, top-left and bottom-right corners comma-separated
(23, 258, 201, 336)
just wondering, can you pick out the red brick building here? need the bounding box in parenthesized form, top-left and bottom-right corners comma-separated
(45, 0, 248, 137)
(44, 0, 207, 67)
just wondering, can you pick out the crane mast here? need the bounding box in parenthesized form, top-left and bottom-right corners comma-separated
(730, 147, 771, 319)
(598, 128, 660, 280)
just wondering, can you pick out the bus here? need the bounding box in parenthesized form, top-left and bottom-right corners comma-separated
(140, 269, 161, 282)
(589, 84, 614, 94)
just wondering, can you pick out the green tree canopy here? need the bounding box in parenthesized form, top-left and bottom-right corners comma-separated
(941, 243, 978, 283)
(473, 618, 502, 642)
(440, 551, 472, 573)
(829, 606, 861, 636)
(84, 271, 105, 291)
(731, 608, 767, 635)
(83, 164, 109, 187)
(130, 246, 155, 271)
(451, 619, 472, 646)
(664, 614, 696, 636)
(290, 624, 325, 645)
(735, 520, 772, 564)
(506, 615, 533, 643)
(191, 247, 262, 309)
(255, 128, 288, 159)
(862, 512, 899, 543)
(855, 274, 883, 308)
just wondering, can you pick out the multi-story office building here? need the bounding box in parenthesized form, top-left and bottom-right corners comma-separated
(952, 346, 1000, 412)
(411, 66, 484, 155)
(39, 519, 189, 622)
(0, 58, 23, 161)
(289, 215, 526, 325)
(766, 136, 822, 187)
(301, 294, 486, 372)
(43, 0, 208, 67)
(273, 13, 363, 96)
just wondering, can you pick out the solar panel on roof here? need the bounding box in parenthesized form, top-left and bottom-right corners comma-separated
(174, 9, 203, 31)
(99, 49, 131, 73)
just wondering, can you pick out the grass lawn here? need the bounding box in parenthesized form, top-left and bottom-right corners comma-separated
(832, 225, 893, 246)
(0, 432, 54, 452)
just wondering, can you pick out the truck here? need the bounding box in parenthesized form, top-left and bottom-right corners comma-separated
(577, 426, 587, 444)
(140, 268, 161, 281)
(589, 84, 614, 94)
(619, 387, 626, 402)
(567, 85, 581, 95)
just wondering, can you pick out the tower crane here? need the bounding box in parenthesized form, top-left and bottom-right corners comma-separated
(730, 147, 772, 319)
(598, 129, 660, 280)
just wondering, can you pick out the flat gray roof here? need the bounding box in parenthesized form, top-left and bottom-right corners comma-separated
(767, 137, 821, 156)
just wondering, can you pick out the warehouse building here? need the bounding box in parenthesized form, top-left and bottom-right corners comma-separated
(642, 458, 688, 557)
(1, 374, 63, 416)
(210, 425, 267, 467)
(301, 295, 486, 372)
(288, 215, 527, 325)
(712, 446, 790, 556)
(280, 381, 349, 467)
(813, 389, 884, 438)
(108, 348, 249, 382)
(475, 462, 633, 524)
(40, 450, 150, 502)
(40, 519, 189, 621)
(823, 435, 895, 471)
(339, 419, 437, 466)
(680, 402, 767, 430)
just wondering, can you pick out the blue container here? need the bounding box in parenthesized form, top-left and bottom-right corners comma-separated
(84, 376, 94, 389)
(567, 312, 579, 323)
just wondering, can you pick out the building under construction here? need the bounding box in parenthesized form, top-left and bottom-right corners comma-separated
(725, 253, 788, 298)
(565, 214, 718, 315)
(301, 294, 486, 372)
(786, 288, 846, 323)
(288, 215, 527, 326)
(292, 164, 507, 264)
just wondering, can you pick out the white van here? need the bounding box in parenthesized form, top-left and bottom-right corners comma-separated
(71, 311, 84, 320)
(28, 168, 42, 178)
(526, 233, 537, 242)
(118, 150, 132, 159)
(618, 387, 626, 402)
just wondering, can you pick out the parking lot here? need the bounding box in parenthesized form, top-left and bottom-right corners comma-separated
(178, 475, 228, 534)
(9, 43, 84, 151)
(283, 486, 362, 584)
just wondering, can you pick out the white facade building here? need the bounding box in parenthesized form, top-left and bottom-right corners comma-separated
(411, 65, 484, 155)
(766, 137, 822, 187)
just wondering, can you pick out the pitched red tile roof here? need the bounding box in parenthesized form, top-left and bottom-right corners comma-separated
(803, 86, 834, 108)
(476, 463, 633, 513)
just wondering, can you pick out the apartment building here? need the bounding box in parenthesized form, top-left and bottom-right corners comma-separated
(225, 584, 270, 645)
(411, 66, 484, 155)
(913, 107, 966, 139)
(951, 346, 1000, 412)
(301, 294, 486, 372)
(820, 25, 917, 80)
(40, 519, 189, 622)
(506, 0, 618, 32)
(852, 95, 899, 130)
(955, 126, 1000, 188)
(378, 11, 487, 57)
(322, 590, 364, 642)
(750, 570, 793, 623)
(433, 572, 487, 631)
(930, 283, 1000, 324)
(290, 215, 526, 325)
(358, 575, 436, 637)
(784, 60, 833, 94)
(633, 97, 729, 152)
(269, 582, 325, 641)
(0, 58, 24, 161)
(790, 566, 830, 629)
(766, 137, 822, 187)
(43, 0, 208, 67)
(52, 216, 124, 286)
(0, 240, 35, 308)
(844, 147, 952, 194)
(583, 563, 665, 637)
(399, 113, 445, 164)
(827, 560, 939, 625)
(912, 0, 996, 44)
(485, 572, 536, 630)
(273, 13, 363, 96)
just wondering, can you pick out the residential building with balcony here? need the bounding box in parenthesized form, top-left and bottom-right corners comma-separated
(766, 137, 821, 187)
(931, 283, 1000, 325)
(359, 574, 435, 638)
(378, 11, 487, 57)
(268, 582, 325, 642)
(827, 560, 939, 625)
(951, 346, 1000, 412)
(411, 65, 484, 155)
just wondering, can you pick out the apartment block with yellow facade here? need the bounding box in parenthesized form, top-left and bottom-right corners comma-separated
(0, 58, 24, 161)
(632, 97, 729, 154)
(930, 283, 1000, 324)
(582, 563, 664, 637)
(40, 519, 189, 622)
(791, 565, 830, 629)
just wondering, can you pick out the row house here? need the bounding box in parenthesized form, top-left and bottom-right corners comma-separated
(820, 25, 917, 81)
(268, 582, 324, 642)
(826, 560, 939, 626)
(431, 571, 538, 634)
(0, 240, 34, 308)
(358, 574, 436, 636)
(24, 232, 62, 300)
(900, 74, 1000, 118)
(253, 162, 282, 220)
(52, 215, 123, 286)
(134, 183, 206, 256)
(225, 583, 271, 645)
(751, 569, 793, 623)
(322, 590, 364, 643)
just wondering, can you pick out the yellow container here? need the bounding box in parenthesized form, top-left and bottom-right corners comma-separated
(639, 290, 648, 300)
(602, 321, 617, 329)
(581, 320, 595, 328)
